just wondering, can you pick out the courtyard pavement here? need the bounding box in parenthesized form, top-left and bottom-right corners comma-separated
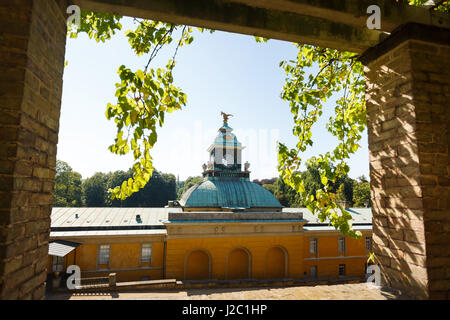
(47, 283, 411, 300)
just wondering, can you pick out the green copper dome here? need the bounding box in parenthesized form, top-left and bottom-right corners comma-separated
(180, 177, 282, 209)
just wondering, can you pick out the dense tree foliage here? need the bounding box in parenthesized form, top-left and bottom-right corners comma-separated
(260, 166, 371, 208)
(53, 160, 83, 207)
(353, 176, 372, 207)
(252, 178, 277, 185)
(82, 172, 108, 207)
(336, 177, 355, 205)
(273, 178, 303, 207)
(177, 176, 203, 199)
(54, 159, 371, 208)
(113, 170, 177, 207)
(176, 179, 184, 199)
(82, 169, 177, 207)
(54, 160, 177, 207)
(69, 0, 448, 237)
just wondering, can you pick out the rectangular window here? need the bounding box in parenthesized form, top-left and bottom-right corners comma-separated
(309, 238, 318, 254)
(52, 256, 64, 272)
(338, 237, 346, 254)
(98, 244, 110, 265)
(310, 266, 317, 278)
(339, 264, 346, 277)
(365, 236, 372, 251)
(141, 243, 153, 263)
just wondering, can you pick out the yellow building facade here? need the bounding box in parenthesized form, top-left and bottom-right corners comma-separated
(48, 208, 372, 283)
(48, 117, 372, 286)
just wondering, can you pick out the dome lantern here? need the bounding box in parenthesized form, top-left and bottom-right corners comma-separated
(203, 112, 246, 177)
(181, 112, 283, 211)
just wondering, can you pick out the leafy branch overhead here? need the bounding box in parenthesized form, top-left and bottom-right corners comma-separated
(70, 12, 200, 200)
(275, 0, 449, 238)
(69, 0, 448, 236)
(277, 45, 366, 239)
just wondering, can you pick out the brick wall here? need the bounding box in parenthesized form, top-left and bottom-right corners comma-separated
(362, 24, 450, 299)
(0, 0, 67, 299)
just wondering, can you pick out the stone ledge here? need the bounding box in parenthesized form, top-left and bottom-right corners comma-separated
(168, 211, 304, 221)
(359, 22, 450, 65)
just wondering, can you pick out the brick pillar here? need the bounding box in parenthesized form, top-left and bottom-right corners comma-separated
(361, 23, 449, 299)
(0, 0, 67, 299)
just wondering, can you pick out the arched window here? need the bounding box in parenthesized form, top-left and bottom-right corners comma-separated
(265, 246, 288, 279)
(184, 249, 211, 280)
(226, 247, 251, 280)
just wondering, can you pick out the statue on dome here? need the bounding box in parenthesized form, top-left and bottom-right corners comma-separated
(244, 161, 250, 172)
(202, 163, 207, 172)
(221, 111, 233, 123)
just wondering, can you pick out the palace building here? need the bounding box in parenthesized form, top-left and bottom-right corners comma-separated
(47, 115, 372, 285)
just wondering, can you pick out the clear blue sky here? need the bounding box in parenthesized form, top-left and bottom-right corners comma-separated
(58, 17, 369, 181)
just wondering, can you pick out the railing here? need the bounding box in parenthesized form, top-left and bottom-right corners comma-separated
(72, 273, 116, 292)
(79, 276, 109, 289)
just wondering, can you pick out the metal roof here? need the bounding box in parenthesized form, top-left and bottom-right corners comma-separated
(179, 178, 282, 208)
(288, 207, 372, 225)
(50, 207, 372, 237)
(290, 207, 372, 232)
(303, 225, 372, 232)
(51, 207, 179, 228)
(49, 229, 167, 237)
(50, 207, 181, 237)
(48, 240, 81, 257)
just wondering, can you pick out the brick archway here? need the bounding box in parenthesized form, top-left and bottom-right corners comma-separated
(1, 0, 448, 299)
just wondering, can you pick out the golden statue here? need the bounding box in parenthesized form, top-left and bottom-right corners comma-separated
(221, 111, 233, 123)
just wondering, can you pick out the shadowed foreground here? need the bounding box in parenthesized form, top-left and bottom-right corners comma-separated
(47, 283, 411, 300)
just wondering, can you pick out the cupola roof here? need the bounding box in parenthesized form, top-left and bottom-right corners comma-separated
(179, 112, 282, 210)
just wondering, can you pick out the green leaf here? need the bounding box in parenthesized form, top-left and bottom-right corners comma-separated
(136, 69, 145, 81)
